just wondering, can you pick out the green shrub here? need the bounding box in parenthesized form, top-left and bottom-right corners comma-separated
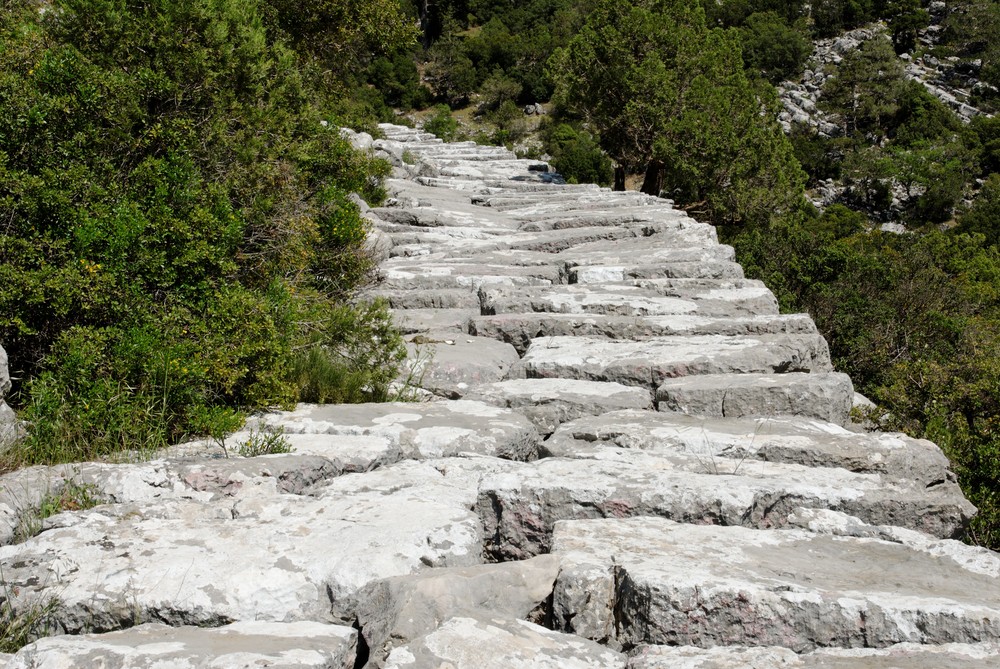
(237, 428, 294, 457)
(424, 105, 459, 142)
(545, 123, 614, 186)
(0, 0, 411, 470)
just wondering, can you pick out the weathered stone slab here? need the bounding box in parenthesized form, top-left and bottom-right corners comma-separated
(570, 262, 745, 281)
(480, 281, 777, 317)
(473, 191, 655, 212)
(558, 235, 735, 266)
(545, 410, 958, 487)
(0, 464, 484, 631)
(250, 400, 540, 461)
(551, 517, 1000, 651)
(403, 333, 520, 399)
(626, 643, 1000, 669)
(373, 288, 481, 310)
(510, 335, 833, 389)
(465, 379, 652, 434)
(0, 344, 9, 398)
(381, 262, 562, 291)
(383, 616, 625, 669)
(356, 556, 560, 666)
(504, 226, 637, 253)
(391, 308, 474, 334)
(469, 313, 818, 354)
(656, 371, 854, 424)
(476, 446, 970, 560)
(5, 621, 357, 669)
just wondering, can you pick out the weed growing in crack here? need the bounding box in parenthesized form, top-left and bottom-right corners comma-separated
(12, 480, 102, 544)
(237, 428, 294, 458)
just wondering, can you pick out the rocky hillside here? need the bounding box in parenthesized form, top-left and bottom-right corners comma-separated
(0, 127, 997, 667)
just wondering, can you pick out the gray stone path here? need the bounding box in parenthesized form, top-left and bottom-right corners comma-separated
(0, 125, 995, 667)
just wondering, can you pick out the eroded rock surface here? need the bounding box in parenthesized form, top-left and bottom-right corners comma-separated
(0, 124, 989, 667)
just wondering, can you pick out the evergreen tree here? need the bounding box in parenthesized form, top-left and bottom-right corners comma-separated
(549, 0, 804, 226)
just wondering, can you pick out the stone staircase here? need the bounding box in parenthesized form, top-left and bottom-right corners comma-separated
(0, 125, 997, 667)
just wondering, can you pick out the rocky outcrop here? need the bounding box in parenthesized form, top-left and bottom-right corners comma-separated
(0, 344, 19, 450)
(0, 126, 993, 667)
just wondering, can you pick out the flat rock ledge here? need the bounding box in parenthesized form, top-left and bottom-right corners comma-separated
(0, 125, 991, 667)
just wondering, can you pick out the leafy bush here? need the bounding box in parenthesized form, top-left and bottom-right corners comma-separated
(545, 123, 614, 186)
(0, 0, 410, 470)
(423, 104, 460, 141)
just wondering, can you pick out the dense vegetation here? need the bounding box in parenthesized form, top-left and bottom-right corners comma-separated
(0, 0, 416, 468)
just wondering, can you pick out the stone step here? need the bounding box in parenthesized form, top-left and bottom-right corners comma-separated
(656, 371, 854, 424)
(469, 313, 818, 354)
(391, 308, 475, 334)
(383, 616, 626, 669)
(476, 448, 973, 560)
(464, 378, 653, 435)
(515, 209, 695, 232)
(479, 281, 778, 318)
(545, 409, 957, 489)
(551, 517, 1000, 651)
(473, 193, 658, 212)
(381, 262, 562, 291)
(570, 261, 746, 281)
(1, 622, 358, 668)
(509, 334, 834, 389)
(504, 226, 639, 253)
(558, 235, 737, 267)
(371, 288, 481, 310)
(250, 400, 540, 461)
(627, 643, 1000, 668)
(0, 461, 489, 630)
(402, 332, 520, 399)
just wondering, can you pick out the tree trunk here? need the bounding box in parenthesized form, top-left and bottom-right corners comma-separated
(640, 159, 664, 196)
(614, 165, 626, 191)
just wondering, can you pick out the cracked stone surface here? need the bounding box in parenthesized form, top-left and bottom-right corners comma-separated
(382, 616, 625, 669)
(551, 516, 1000, 651)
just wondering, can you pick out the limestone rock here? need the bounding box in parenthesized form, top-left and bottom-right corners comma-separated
(0, 463, 484, 630)
(356, 556, 561, 666)
(403, 333, 521, 399)
(655, 371, 854, 424)
(545, 410, 959, 487)
(510, 334, 833, 389)
(627, 643, 1000, 668)
(0, 344, 9, 398)
(391, 308, 474, 334)
(469, 313, 818, 355)
(6, 621, 357, 669)
(249, 400, 540, 461)
(479, 281, 778, 318)
(465, 378, 652, 434)
(552, 517, 1000, 650)
(476, 447, 970, 560)
(383, 616, 625, 669)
